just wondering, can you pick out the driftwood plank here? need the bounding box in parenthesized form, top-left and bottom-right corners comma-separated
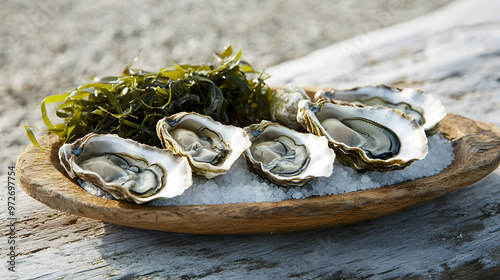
(2, 0, 500, 278)
(1, 172, 500, 279)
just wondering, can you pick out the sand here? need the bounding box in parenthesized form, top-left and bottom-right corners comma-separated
(1, 0, 452, 175)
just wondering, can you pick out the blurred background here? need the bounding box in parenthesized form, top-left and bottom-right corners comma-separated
(0, 0, 452, 174)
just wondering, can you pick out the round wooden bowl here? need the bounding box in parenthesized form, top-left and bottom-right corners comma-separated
(16, 88, 500, 234)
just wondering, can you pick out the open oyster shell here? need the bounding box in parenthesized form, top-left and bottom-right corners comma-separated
(58, 133, 193, 204)
(156, 112, 251, 179)
(270, 84, 311, 130)
(297, 99, 428, 172)
(314, 85, 446, 135)
(243, 120, 335, 187)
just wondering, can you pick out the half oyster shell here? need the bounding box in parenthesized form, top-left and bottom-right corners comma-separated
(156, 112, 251, 179)
(297, 99, 428, 172)
(58, 133, 193, 204)
(243, 120, 335, 187)
(314, 85, 446, 135)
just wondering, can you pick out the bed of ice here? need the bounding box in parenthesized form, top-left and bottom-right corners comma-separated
(80, 133, 455, 206)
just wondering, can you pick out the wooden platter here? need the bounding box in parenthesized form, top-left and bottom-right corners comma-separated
(16, 88, 500, 234)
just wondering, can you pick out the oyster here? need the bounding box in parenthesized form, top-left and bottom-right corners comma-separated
(297, 99, 428, 172)
(270, 84, 311, 130)
(156, 112, 251, 179)
(58, 133, 193, 204)
(314, 85, 446, 135)
(243, 120, 335, 187)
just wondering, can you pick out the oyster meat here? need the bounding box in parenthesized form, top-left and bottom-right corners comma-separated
(270, 84, 311, 130)
(297, 99, 428, 172)
(157, 112, 251, 179)
(59, 133, 193, 204)
(314, 85, 446, 135)
(244, 120, 335, 187)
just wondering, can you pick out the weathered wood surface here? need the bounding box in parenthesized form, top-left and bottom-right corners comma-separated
(2, 172, 500, 279)
(14, 114, 500, 235)
(2, 0, 500, 278)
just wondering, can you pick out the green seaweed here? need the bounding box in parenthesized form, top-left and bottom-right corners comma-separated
(26, 45, 272, 148)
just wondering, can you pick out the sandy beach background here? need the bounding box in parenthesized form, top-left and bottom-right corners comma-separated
(1, 0, 451, 175)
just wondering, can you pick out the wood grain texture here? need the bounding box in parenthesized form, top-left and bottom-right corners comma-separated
(15, 114, 500, 234)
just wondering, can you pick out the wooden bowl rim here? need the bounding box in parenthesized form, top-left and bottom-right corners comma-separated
(16, 87, 500, 234)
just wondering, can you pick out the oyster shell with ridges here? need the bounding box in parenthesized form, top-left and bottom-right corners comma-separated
(314, 84, 446, 135)
(297, 99, 428, 172)
(270, 84, 311, 130)
(243, 120, 335, 187)
(156, 112, 251, 179)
